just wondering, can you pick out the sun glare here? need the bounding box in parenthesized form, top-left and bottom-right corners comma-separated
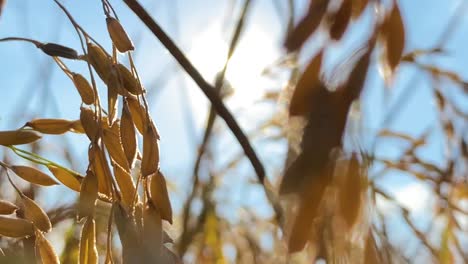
(187, 24, 278, 109)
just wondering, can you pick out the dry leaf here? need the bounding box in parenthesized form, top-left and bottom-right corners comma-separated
(113, 202, 143, 263)
(329, 0, 352, 40)
(352, 0, 368, 19)
(285, 0, 330, 51)
(338, 155, 363, 229)
(142, 203, 163, 260)
(289, 50, 324, 116)
(381, 2, 405, 82)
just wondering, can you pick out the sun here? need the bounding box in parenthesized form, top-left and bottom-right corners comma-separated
(187, 24, 279, 109)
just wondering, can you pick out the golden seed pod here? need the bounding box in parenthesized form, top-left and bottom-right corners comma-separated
(107, 82, 119, 125)
(72, 73, 95, 105)
(38, 42, 79, 60)
(149, 172, 172, 224)
(11, 165, 58, 186)
(80, 217, 98, 264)
(71, 120, 85, 134)
(113, 163, 137, 209)
(86, 42, 112, 83)
(106, 17, 135, 53)
(26, 118, 74, 135)
(102, 124, 130, 172)
(90, 144, 113, 197)
(126, 97, 146, 134)
(47, 165, 82, 192)
(120, 100, 138, 166)
(0, 129, 42, 146)
(0, 216, 34, 238)
(80, 107, 99, 142)
(0, 200, 18, 215)
(141, 122, 160, 178)
(78, 171, 98, 220)
(35, 229, 60, 264)
(115, 63, 143, 95)
(21, 195, 52, 233)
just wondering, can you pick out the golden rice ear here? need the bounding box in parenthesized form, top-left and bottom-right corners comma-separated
(0, 216, 35, 238)
(72, 73, 95, 105)
(106, 17, 134, 53)
(35, 229, 60, 264)
(107, 80, 119, 125)
(90, 144, 113, 198)
(102, 123, 130, 172)
(113, 163, 137, 209)
(10, 165, 58, 186)
(79, 217, 98, 264)
(86, 42, 112, 83)
(38, 42, 79, 59)
(26, 118, 74, 135)
(80, 107, 99, 142)
(21, 195, 52, 233)
(148, 172, 172, 224)
(47, 165, 82, 192)
(141, 122, 160, 178)
(78, 170, 98, 220)
(120, 99, 138, 167)
(0, 200, 18, 215)
(0, 129, 42, 146)
(126, 97, 146, 134)
(115, 64, 144, 95)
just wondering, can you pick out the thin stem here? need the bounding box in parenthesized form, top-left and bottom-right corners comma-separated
(0, 37, 42, 46)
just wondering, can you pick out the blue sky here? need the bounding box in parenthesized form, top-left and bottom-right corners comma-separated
(0, 0, 467, 260)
